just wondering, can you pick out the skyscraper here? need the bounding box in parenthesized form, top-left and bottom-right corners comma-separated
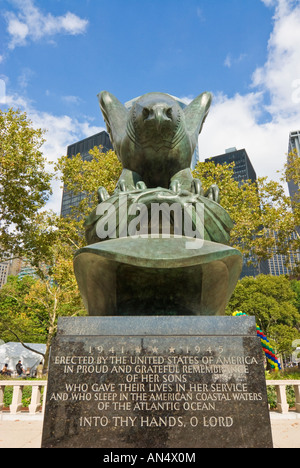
(60, 131, 113, 217)
(267, 231, 300, 276)
(205, 147, 257, 184)
(0, 258, 10, 288)
(0, 255, 23, 288)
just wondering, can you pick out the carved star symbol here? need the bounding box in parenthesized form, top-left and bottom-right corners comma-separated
(152, 346, 158, 354)
(135, 347, 142, 354)
(169, 347, 176, 353)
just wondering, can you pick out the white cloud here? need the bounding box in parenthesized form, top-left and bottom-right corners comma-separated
(224, 54, 232, 68)
(59, 12, 88, 35)
(4, 0, 89, 49)
(198, 0, 300, 188)
(224, 53, 247, 69)
(252, 0, 300, 116)
(5, 93, 105, 214)
(0, 80, 6, 104)
(7, 17, 29, 47)
(196, 8, 205, 22)
(261, 0, 277, 6)
(17, 67, 35, 89)
(199, 91, 299, 183)
(61, 95, 83, 105)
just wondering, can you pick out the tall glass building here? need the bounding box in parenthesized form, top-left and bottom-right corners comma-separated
(60, 131, 113, 217)
(267, 231, 300, 276)
(205, 147, 257, 184)
(266, 132, 300, 276)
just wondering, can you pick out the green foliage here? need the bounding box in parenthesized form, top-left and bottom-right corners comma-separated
(267, 385, 296, 409)
(284, 148, 300, 205)
(193, 159, 299, 271)
(56, 146, 122, 219)
(291, 280, 300, 313)
(0, 108, 52, 261)
(2, 386, 32, 408)
(0, 275, 47, 344)
(226, 275, 300, 357)
(0, 273, 86, 366)
(1, 108, 299, 374)
(265, 369, 300, 380)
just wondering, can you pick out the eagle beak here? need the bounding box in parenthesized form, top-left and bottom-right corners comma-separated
(155, 108, 165, 133)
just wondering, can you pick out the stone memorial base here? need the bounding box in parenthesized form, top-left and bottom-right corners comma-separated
(41, 316, 273, 448)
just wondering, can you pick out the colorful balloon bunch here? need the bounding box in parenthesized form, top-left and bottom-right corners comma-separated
(233, 311, 281, 371)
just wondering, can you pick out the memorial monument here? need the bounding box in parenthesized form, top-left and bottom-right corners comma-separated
(41, 90, 273, 448)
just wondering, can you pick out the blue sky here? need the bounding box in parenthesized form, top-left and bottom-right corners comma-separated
(1, 0, 300, 212)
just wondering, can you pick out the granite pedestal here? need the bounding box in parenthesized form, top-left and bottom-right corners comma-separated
(41, 316, 273, 448)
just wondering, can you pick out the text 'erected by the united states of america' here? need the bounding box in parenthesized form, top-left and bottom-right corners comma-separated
(49, 339, 262, 429)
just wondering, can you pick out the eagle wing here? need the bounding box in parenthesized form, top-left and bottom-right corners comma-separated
(183, 92, 212, 147)
(98, 91, 128, 158)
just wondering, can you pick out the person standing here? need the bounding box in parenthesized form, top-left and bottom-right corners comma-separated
(16, 360, 24, 377)
(36, 361, 43, 378)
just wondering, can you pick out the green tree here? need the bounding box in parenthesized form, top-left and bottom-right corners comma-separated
(0, 108, 86, 367)
(285, 148, 300, 195)
(0, 254, 85, 370)
(193, 160, 299, 270)
(0, 276, 45, 345)
(56, 146, 122, 221)
(0, 108, 52, 262)
(291, 280, 300, 313)
(22, 254, 86, 369)
(226, 275, 300, 359)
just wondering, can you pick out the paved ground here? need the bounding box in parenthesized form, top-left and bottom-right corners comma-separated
(0, 412, 299, 448)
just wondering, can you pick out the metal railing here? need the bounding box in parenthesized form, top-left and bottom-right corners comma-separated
(0, 379, 299, 415)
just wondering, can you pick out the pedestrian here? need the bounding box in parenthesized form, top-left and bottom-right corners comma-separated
(36, 361, 43, 378)
(16, 360, 24, 377)
(1, 363, 12, 376)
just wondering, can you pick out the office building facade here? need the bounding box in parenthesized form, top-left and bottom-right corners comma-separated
(0, 260, 9, 288)
(267, 231, 300, 276)
(205, 147, 257, 184)
(0, 256, 23, 289)
(60, 131, 113, 217)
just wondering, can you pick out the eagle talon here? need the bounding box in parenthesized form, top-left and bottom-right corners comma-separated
(192, 178, 204, 197)
(97, 187, 110, 203)
(169, 179, 181, 194)
(204, 184, 220, 203)
(136, 181, 147, 190)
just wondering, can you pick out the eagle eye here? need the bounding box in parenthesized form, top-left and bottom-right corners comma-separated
(142, 108, 150, 119)
(166, 107, 173, 119)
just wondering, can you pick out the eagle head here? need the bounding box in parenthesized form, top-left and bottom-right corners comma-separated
(127, 93, 183, 149)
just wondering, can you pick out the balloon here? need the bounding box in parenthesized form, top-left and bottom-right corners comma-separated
(233, 311, 281, 370)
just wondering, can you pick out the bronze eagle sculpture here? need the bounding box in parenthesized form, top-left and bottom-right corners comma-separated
(98, 90, 216, 198)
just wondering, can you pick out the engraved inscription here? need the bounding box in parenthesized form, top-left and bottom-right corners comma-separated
(46, 336, 265, 434)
